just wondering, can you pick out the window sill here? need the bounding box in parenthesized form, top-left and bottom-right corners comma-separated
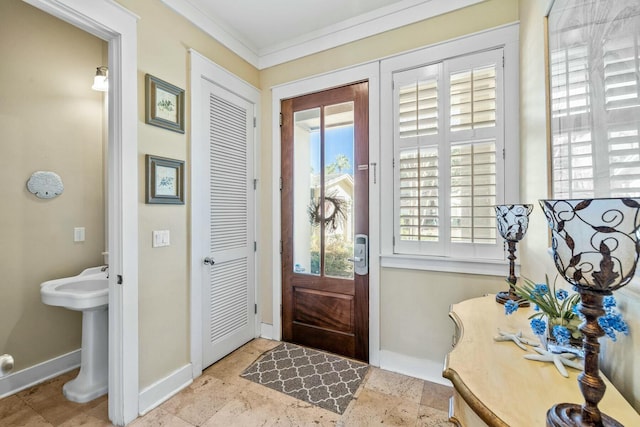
(380, 254, 517, 277)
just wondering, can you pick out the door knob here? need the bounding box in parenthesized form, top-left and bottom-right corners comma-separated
(203, 257, 215, 266)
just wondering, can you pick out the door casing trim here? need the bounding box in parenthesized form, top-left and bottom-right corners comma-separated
(271, 62, 381, 366)
(22, 1, 139, 424)
(189, 49, 261, 379)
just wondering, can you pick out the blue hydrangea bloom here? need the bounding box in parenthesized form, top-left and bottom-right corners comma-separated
(530, 318, 546, 335)
(555, 289, 569, 301)
(552, 325, 571, 345)
(598, 312, 629, 342)
(603, 295, 616, 309)
(504, 300, 519, 315)
(571, 304, 584, 318)
(533, 284, 549, 296)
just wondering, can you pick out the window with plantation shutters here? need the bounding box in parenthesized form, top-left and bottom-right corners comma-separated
(549, 1, 640, 200)
(391, 48, 505, 259)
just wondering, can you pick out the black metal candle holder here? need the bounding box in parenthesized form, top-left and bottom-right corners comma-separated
(495, 204, 533, 307)
(541, 198, 640, 427)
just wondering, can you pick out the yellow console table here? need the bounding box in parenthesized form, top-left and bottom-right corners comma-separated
(443, 295, 640, 427)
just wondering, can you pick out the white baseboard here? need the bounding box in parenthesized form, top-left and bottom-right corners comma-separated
(260, 323, 274, 340)
(138, 364, 192, 416)
(379, 349, 452, 387)
(0, 350, 81, 399)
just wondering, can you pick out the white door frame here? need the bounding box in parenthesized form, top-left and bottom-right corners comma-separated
(271, 63, 381, 366)
(23, 1, 139, 425)
(189, 49, 261, 378)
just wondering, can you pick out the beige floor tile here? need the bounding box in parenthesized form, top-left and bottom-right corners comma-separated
(0, 395, 27, 420)
(0, 411, 53, 427)
(83, 399, 110, 423)
(241, 338, 282, 354)
(202, 386, 339, 427)
(338, 388, 420, 426)
(363, 367, 424, 403)
(420, 381, 453, 412)
(15, 369, 106, 426)
(199, 388, 279, 427)
(0, 400, 53, 427)
(57, 412, 113, 427)
(416, 405, 453, 426)
(128, 407, 193, 427)
(204, 348, 264, 382)
(159, 374, 242, 425)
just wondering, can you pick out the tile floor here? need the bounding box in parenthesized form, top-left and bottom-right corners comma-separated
(0, 339, 454, 426)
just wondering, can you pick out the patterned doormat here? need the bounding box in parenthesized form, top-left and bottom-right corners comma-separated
(240, 342, 369, 414)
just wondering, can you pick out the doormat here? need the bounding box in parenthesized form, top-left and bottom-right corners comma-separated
(240, 342, 369, 414)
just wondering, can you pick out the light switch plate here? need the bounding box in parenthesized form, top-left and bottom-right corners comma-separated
(152, 230, 170, 247)
(74, 227, 85, 242)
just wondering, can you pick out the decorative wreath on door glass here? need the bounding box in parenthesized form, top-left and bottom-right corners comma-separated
(308, 193, 348, 231)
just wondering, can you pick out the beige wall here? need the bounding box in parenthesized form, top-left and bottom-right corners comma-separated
(0, 0, 106, 371)
(114, 0, 258, 389)
(380, 269, 503, 361)
(519, 0, 640, 411)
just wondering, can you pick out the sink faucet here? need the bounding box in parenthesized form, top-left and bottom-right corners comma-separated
(101, 265, 109, 278)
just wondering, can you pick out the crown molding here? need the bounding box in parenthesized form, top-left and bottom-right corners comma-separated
(161, 0, 485, 70)
(160, 0, 259, 67)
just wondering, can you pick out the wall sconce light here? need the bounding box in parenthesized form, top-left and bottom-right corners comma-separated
(92, 66, 108, 92)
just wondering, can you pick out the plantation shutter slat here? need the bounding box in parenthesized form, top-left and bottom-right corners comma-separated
(398, 147, 439, 241)
(450, 66, 497, 132)
(398, 80, 439, 137)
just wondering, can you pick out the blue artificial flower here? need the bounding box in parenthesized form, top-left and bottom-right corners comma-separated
(533, 284, 549, 296)
(530, 318, 546, 335)
(552, 325, 571, 345)
(534, 304, 540, 312)
(555, 289, 569, 301)
(572, 304, 583, 318)
(603, 295, 616, 309)
(598, 312, 630, 342)
(504, 300, 519, 315)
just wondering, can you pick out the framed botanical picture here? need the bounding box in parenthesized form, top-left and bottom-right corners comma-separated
(145, 74, 185, 133)
(145, 155, 185, 204)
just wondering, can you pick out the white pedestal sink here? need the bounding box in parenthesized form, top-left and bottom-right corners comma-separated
(40, 267, 108, 403)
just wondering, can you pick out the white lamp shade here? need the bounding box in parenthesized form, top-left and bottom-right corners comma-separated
(92, 66, 108, 92)
(92, 75, 108, 92)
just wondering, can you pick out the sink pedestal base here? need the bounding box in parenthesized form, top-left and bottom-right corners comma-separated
(63, 306, 108, 403)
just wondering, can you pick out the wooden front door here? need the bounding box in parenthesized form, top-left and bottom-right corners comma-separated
(281, 82, 369, 362)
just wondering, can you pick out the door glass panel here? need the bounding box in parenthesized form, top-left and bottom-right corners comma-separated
(293, 108, 321, 275)
(324, 102, 355, 279)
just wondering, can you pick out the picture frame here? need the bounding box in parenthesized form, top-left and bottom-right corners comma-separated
(145, 155, 184, 205)
(145, 74, 185, 133)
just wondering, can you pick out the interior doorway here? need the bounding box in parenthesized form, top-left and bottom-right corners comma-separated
(24, 1, 140, 425)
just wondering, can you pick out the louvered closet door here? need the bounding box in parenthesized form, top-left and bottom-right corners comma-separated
(202, 80, 255, 368)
